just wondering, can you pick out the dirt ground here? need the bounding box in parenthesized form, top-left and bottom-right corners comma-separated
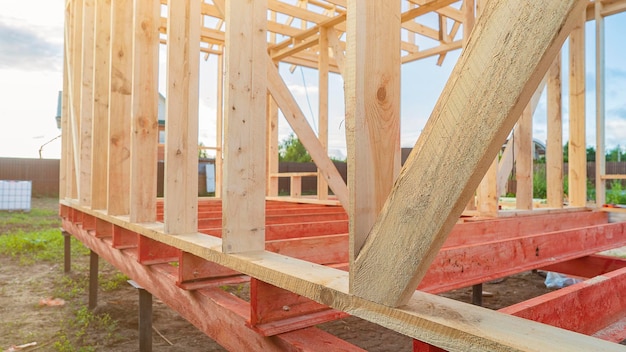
(0, 198, 558, 351)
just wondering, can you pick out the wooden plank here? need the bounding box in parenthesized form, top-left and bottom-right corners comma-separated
(60, 7, 69, 200)
(515, 103, 533, 210)
(595, 1, 607, 207)
(266, 59, 348, 208)
(346, 0, 401, 271)
(476, 157, 497, 216)
(215, 54, 224, 198)
(327, 28, 345, 75)
(108, 0, 133, 216)
(496, 77, 547, 198)
(500, 266, 626, 339)
(317, 27, 330, 201)
(351, 0, 586, 307)
(79, 0, 94, 207)
(222, 0, 267, 252)
(69, 0, 82, 199)
(401, 40, 462, 64)
(91, 0, 111, 210)
(266, 64, 279, 197)
(401, 0, 458, 23)
(61, 204, 625, 352)
(546, 54, 564, 208)
(164, 0, 200, 234)
(568, 11, 587, 207)
(419, 222, 626, 294)
(129, 0, 160, 223)
(462, 0, 475, 47)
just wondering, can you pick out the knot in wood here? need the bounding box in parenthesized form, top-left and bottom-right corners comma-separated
(377, 87, 386, 101)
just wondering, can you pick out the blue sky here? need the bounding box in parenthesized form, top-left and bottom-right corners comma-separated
(1, 1, 625, 160)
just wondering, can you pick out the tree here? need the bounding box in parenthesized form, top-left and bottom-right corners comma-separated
(606, 145, 625, 162)
(279, 134, 311, 162)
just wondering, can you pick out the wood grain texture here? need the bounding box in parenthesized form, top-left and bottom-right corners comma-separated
(515, 103, 533, 210)
(351, 0, 586, 307)
(346, 0, 401, 272)
(79, 0, 94, 207)
(595, 1, 606, 207)
(129, 0, 159, 223)
(164, 0, 200, 234)
(568, 12, 587, 207)
(266, 59, 349, 208)
(222, 0, 267, 252)
(91, 0, 111, 210)
(107, 0, 133, 216)
(547, 55, 564, 208)
(317, 27, 330, 201)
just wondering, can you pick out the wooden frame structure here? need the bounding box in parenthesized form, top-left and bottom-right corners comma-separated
(60, 0, 626, 350)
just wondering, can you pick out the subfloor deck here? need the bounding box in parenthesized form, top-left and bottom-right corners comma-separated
(60, 199, 626, 351)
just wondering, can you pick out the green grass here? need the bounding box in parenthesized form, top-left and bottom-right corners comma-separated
(53, 306, 119, 352)
(0, 198, 126, 351)
(0, 229, 89, 265)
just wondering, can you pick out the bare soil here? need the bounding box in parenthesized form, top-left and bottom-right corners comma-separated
(0, 198, 555, 352)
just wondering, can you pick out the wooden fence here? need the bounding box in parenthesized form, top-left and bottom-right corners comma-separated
(0, 158, 60, 197)
(4, 158, 623, 198)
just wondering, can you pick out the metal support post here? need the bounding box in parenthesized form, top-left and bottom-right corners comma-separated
(129, 280, 153, 352)
(472, 283, 483, 306)
(89, 250, 99, 310)
(62, 230, 71, 273)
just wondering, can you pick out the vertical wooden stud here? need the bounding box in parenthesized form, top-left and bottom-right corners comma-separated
(515, 104, 533, 210)
(547, 54, 563, 208)
(595, 2, 606, 207)
(70, 0, 83, 200)
(317, 27, 330, 201)
(60, 3, 71, 200)
(108, 0, 133, 216)
(568, 12, 586, 207)
(266, 64, 279, 198)
(477, 157, 498, 216)
(463, 0, 475, 46)
(79, 0, 95, 207)
(222, 0, 267, 253)
(164, 0, 201, 234)
(215, 54, 224, 198)
(129, 0, 160, 223)
(91, 0, 111, 210)
(346, 0, 401, 275)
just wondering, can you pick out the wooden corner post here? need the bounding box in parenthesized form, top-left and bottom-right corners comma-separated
(222, 0, 267, 253)
(351, 0, 586, 307)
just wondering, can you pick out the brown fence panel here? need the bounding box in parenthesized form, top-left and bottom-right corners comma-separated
(0, 158, 60, 197)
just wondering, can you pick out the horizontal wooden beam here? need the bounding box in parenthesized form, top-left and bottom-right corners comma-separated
(500, 266, 626, 339)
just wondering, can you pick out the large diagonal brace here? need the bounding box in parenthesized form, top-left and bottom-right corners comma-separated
(351, 0, 587, 307)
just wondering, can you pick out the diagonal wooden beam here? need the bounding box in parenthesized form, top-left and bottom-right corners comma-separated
(266, 58, 349, 209)
(401, 0, 458, 23)
(351, 0, 587, 307)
